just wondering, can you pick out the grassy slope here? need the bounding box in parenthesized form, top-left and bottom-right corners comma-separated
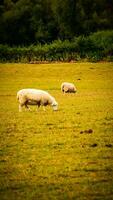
(0, 62, 113, 200)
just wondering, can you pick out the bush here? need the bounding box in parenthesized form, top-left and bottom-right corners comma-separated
(0, 31, 113, 62)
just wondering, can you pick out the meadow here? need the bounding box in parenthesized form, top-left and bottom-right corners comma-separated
(0, 62, 113, 200)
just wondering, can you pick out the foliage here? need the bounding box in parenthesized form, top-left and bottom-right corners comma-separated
(0, 0, 113, 45)
(0, 31, 113, 62)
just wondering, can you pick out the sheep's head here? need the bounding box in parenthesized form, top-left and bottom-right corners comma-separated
(52, 100, 58, 111)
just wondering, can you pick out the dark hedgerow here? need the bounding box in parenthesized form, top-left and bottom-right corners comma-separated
(0, 31, 113, 63)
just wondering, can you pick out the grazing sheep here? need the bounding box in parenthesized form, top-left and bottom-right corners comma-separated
(17, 89, 58, 112)
(61, 82, 76, 93)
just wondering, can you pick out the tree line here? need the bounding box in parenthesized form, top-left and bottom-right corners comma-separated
(0, 0, 113, 46)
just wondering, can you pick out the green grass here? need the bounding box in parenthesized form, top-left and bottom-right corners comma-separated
(0, 62, 113, 200)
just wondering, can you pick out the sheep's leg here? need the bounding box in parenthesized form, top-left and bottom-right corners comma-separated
(36, 102, 41, 112)
(19, 104, 23, 112)
(25, 104, 31, 111)
(36, 104, 40, 112)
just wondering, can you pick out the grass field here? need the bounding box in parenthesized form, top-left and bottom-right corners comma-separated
(0, 62, 113, 200)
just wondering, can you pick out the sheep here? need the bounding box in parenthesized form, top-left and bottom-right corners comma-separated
(17, 89, 58, 112)
(61, 82, 76, 93)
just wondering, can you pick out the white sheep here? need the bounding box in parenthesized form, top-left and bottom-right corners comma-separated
(61, 82, 76, 93)
(17, 89, 58, 112)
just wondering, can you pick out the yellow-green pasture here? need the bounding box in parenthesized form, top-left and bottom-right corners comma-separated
(0, 62, 113, 200)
